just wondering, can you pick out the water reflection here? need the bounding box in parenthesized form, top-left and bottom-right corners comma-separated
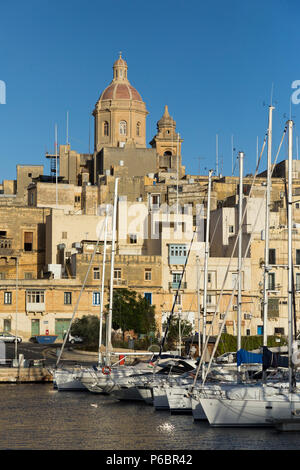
(0, 384, 300, 450)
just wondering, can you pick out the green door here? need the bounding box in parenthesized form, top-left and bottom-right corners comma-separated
(4, 319, 11, 332)
(55, 319, 71, 340)
(31, 319, 40, 336)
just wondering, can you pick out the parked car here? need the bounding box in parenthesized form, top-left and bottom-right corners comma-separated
(0, 332, 22, 343)
(63, 333, 83, 344)
(216, 352, 236, 364)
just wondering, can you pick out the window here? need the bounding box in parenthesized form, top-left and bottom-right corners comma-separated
(169, 244, 187, 264)
(103, 121, 109, 136)
(0, 273, 6, 280)
(296, 249, 300, 265)
(27, 290, 45, 303)
(150, 194, 160, 209)
(119, 121, 127, 135)
(4, 319, 11, 332)
(24, 232, 33, 251)
(62, 232, 67, 239)
(269, 248, 276, 265)
(173, 272, 182, 284)
(296, 202, 300, 209)
(93, 292, 100, 306)
(64, 292, 72, 305)
(229, 225, 234, 233)
(129, 234, 137, 244)
(144, 292, 152, 304)
(114, 268, 121, 279)
(93, 267, 100, 280)
(246, 329, 251, 336)
(296, 273, 300, 291)
(0, 231, 7, 237)
(207, 273, 212, 284)
(4, 292, 12, 305)
(75, 196, 81, 203)
(207, 294, 213, 305)
(145, 269, 152, 281)
(136, 122, 141, 136)
(232, 272, 238, 288)
(163, 151, 172, 156)
(268, 272, 276, 290)
(24, 272, 33, 280)
(274, 327, 285, 335)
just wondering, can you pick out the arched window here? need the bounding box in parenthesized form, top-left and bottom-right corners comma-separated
(136, 122, 141, 136)
(119, 121, 127, 135)
(163, 151, 172, 156)
(103, 121, 109, 136)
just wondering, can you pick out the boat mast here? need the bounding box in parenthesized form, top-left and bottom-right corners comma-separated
(237, 152, 244, 358)
(262, 105, 275, 347)
(106, 178, 119, 366)
(287, 119, 295, 392)
(98, 205, 109, 366)
(202, 170, 213, 358)
(196, 255, 201, 355)
(14, 256, 19, 361)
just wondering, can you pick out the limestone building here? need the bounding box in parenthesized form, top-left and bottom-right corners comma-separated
(2, 54, 300, 346)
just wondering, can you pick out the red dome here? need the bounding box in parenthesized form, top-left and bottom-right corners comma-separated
(100, 82, 143, 102)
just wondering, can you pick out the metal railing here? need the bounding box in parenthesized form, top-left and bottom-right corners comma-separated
(168, 281, 187, 290)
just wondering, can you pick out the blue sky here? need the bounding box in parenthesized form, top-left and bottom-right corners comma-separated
(0, 0, 299, 180)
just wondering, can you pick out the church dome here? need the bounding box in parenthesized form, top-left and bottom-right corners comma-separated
(98, 53, 143, 103)
(100, 82, 143, 102)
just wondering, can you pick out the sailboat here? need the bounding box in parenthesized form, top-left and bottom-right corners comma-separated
(199, 119, 300, 427)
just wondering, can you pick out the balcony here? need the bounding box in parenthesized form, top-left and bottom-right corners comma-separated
(113, 279, 128, 286)
(169, 281, 187, 290)
(0, 238, 13, 256)
(26, 302, 45, 313)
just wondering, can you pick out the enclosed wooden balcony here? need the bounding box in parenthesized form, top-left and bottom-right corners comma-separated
(0, 238, 13, 256)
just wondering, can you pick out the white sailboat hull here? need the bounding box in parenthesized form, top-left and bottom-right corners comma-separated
(166, 386, 192, 413)
(153, 386, 169, 410)
(136, 386, 153, 404)
(54, 369, 91, 391)
(200, 391, 300, 427)
(191, 396, 207, 420)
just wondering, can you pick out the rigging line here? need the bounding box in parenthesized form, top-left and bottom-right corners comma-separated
(232, 152, 239, 176)
(201, 194, 266, 386)
(193, 124, 288, 388)
(283, 179, 298, 342)
(204, 135, 267, 336)
(190, 130, 275, 388)
(55, 222, 107, 368)
(159, 227, 197, 356)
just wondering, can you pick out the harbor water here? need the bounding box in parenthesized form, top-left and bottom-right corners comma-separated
(1, 383, 300, 450)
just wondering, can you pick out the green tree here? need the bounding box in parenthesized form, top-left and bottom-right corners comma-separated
(71, 315, 101, 350)
(109, 288, 156, 338)
(162, 315, 193, 351)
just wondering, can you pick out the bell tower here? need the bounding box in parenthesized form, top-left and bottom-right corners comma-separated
(150, 105, 184, 175)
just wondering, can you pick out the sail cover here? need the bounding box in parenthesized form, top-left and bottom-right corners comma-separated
(236, 348, 263, 367)
(262, 346, 289, 370)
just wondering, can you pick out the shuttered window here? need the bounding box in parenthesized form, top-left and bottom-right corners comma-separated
(24, 232, 33, 251)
